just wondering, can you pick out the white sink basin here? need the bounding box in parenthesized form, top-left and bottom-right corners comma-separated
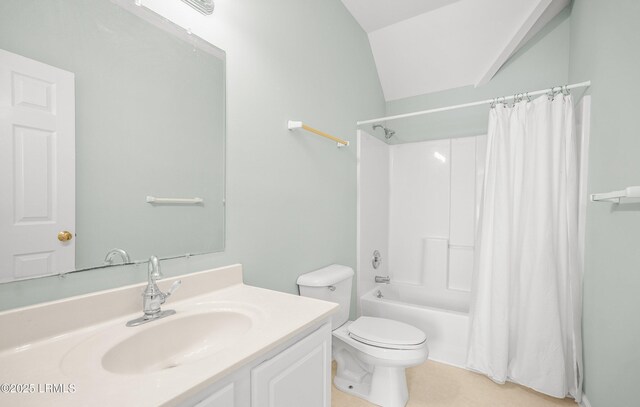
(61, 303, 262, 378)
(102, 311, 252, 374)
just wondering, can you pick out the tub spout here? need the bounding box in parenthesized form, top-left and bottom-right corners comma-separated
(375, 275, 390, 284)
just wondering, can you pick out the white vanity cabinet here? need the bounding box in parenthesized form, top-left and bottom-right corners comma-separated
(180, 322, 332, 407)
(251, 321, 332, 407)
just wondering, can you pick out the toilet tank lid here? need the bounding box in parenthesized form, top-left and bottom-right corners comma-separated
(297, 264, 354, 287)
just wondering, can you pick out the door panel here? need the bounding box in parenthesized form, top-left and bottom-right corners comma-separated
(0, 48, 75, 282)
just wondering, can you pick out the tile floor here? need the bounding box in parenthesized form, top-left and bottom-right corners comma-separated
(331, 361, 577, 407)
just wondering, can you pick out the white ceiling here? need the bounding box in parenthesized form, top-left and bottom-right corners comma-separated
(341, 0, 462, 33)
(342, 0, 570, 101)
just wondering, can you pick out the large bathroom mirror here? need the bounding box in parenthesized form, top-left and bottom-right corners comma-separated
(0, 0, 225, 282)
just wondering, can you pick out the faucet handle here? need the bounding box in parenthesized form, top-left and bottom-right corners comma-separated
(165, 280, 182, 298)
(157, 280, 182, 307)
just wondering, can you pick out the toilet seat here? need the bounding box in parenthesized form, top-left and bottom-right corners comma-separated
(333, 322, 428, 366)
(347, 316, 426, 350)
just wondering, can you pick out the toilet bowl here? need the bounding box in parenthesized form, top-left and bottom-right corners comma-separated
(333, 317, 428, 407)
(297, 265, 428, 407)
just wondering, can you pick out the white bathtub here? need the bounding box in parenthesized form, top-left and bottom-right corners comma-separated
(360, 286, 470, 368)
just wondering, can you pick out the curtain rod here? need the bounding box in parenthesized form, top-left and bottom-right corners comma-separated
(356, 81, 591, 126)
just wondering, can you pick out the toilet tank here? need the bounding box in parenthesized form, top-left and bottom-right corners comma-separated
(297, 264, 354, 329)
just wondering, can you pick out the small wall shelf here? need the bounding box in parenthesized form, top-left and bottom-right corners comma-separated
(590, 186, 640, 203)
(288, 120, 349, 147)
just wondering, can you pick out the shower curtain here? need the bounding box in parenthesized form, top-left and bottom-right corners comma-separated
(466, 94, 583, 400)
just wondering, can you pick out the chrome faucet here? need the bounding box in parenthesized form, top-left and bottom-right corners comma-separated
(375, 275, 390, 284)
(126, 256, 182, 327)
(104, 248, 131, 265)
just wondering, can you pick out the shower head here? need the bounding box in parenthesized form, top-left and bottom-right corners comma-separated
(385, 128, 396, 139)
(372, 124, 396, 140)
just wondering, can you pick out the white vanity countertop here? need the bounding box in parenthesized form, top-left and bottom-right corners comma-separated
(0, 264, 338, 406)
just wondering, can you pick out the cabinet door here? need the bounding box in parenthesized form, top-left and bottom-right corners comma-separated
(251, 323, 331, 407)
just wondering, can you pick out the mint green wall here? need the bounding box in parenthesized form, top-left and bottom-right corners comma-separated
(569, 1, 640, 406)
(0, 0, 384, 314)
(381, 8, 571, 143)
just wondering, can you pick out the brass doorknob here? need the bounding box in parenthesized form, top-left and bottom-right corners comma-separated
(58, 231, 73, 242)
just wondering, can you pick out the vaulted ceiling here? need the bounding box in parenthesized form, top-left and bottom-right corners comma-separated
(341, 0, 570, 101)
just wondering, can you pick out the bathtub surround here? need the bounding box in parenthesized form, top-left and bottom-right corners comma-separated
(357, 131, 486, 313)
(388, 135, 485, 312)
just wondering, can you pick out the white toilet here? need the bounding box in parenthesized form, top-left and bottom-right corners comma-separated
(297, 265, 428, 407)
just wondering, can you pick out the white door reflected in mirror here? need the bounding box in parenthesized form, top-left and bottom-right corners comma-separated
(0, 49, 75, 282)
